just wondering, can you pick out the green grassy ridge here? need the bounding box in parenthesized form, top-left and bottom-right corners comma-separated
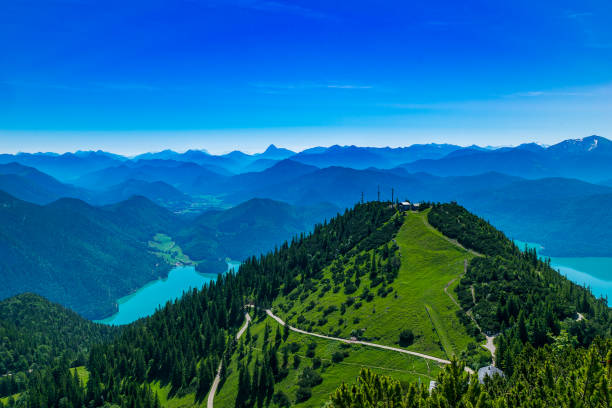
(214, 312, 441, 408)
(63, 366, 205, 408)
(149, 233, 193, 266)
(270, 210, 478, 360)
(149, 381, 204, 408)
(0, 393, 20, 406)
(69, 366, 90, 387)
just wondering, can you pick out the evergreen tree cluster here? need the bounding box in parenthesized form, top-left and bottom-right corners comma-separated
(234, 321, 296, 408)
(6, 202, 397, 408)
(428, 203, 611, 376)
(274, 218, 403, 338)
(0, 294, 117, 398)
(330, 337, 611, 407)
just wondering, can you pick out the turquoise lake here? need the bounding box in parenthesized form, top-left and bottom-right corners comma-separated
(514, 240, 611, 305)
(96, 260, 241, 326)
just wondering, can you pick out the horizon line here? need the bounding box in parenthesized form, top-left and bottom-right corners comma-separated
(0, 136, 605, 157)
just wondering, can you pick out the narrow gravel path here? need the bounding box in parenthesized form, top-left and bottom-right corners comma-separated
(265, 309, 474, 374)
(483, 335, 497, 364)
(207, 312, 251, 408)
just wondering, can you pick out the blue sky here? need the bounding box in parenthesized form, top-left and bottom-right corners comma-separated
(1, 0, 611, 154)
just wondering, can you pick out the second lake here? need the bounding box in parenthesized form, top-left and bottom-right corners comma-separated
(514, 240, 611, 305)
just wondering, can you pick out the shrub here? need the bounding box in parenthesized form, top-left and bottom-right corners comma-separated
(323, 305, 338, 316)
(293, 355, 301, 369)
(370, 276, 383, 288)
(331, 351, 345, 363)
(298, 367, 323, 387)
(306, 342, 316, 358)
(399, 329, 415, 347)
(286, 342, 300, 353)
(344, 282, 357, 295)
(295, 387, 312, 402)
(273, 391, 290, 407)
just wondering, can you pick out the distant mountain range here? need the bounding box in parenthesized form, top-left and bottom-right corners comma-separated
(2, 135, 612, 261)
(402, 136, 612, 182)
(4, 136, 612, 183)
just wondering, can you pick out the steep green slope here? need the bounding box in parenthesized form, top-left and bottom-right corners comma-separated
(270, 210, 479, 361)
(6, 202, 609, 408)
(0, 294, 117, 398)
(175, 198, 339, 270)
(204, 209, 489, 408)
(0, 192, 336, 320)
(214, 311, 441, 408)
(12, 202, 398, 408)
(0, 192, 181, 319)
(324, 203, 611, 408)
(427, 203, 611, 374)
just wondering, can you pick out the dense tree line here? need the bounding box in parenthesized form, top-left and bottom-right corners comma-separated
(6, 202, 397, 408)
(428, 203, 611, 376)
(329, 337, 611, 407)
(0, 294, 117, 398)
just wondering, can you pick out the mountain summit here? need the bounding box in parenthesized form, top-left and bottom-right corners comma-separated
(548, 135, 612, 155)
(256, 144, 295, 160)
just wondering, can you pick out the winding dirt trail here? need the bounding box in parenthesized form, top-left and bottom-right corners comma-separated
(483, 335, 497, 364)
(265, 309, 474, 374)
(207, 312, 251, 408)
(442, 259, 498, 365)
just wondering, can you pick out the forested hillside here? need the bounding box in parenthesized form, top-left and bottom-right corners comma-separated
(0, 294, 117, 399)
(0, 191, 337, 320)
(5, 203, 399, 408)
(428, 203, 610, 372)
(328, 338, 611, 407)
(0, 192, 180, 319)
(1, 202, 609, 408)
(175, 198, 339, 268)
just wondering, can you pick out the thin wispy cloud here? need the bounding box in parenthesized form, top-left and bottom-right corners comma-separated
(250, 1, 329, 20)
(507, 90, 594, 98)
(326, 84, 373, 90)
(94, 83, 162, 92)
(250, 81, 374, 92)
(211, 0, 330, 20)
(563, 10, 612, 49)
(565, 11, 594, 20)
(381, 103, 441, 110)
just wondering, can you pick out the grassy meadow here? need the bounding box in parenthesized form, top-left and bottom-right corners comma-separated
(272, 210, 477, 360)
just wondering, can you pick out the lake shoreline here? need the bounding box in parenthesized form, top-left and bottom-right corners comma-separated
(95, 260, 241, 325)
(514, 240, 611, 305)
